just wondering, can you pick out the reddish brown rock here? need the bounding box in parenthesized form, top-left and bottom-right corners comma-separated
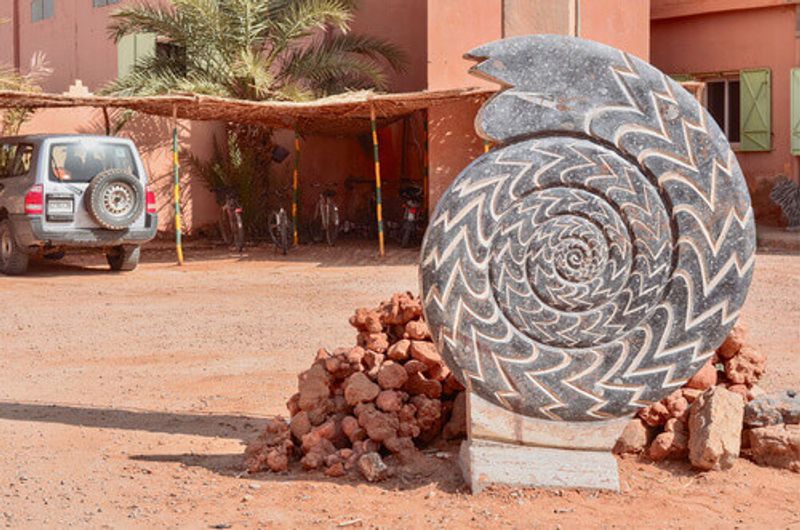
(443, 374, 466, 395)
(324, 462, 346, 477)
(376, 390, 406, 413)
(443, 391, 467, 440)
(359, 332, 389, 354)
(639, 401, 670, 428)
(404, 372, 443, 399)
(688, 387, 744, 471)
(344, 372, 380, 406)
(377, 361, 408, 390)
(379, 292, 423, 326)
(244, 417, 294, 473)
(664, 390, 690, 421)
(724, 345, 766, 386)
(717, 323, 748, 360)
(727, 384, 750, 402)
(289, 411, 312, 440)
(340, 415, 365, 443)
(614, 418, 653, 455)
(356, 404, 400, 442)
(410, 341, 442, 368)
(286, 393, 301, 416)
(685, 360, 718, 391)
(405, 320, 431, 340)
(681, 388, 703, 404)
(427, 362, 451, 382)
(298, 363, 331, 412)
(386, 339, 411, 361)
(404, 359, 427, 375)
(411, 395, 442, 431)
(384, 436, 415, 454)
(747, 424, 800, 472)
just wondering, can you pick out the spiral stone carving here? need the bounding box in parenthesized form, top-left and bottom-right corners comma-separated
(419, 36, 756, 422)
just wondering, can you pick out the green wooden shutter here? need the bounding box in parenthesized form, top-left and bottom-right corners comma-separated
(670, 74, 694, 82)
(117, 33, 156, 78)
(792, 68, 800, 155)
(740, 68, 771, 151)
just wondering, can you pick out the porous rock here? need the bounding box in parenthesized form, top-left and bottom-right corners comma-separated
(685, 360, 718, 391)
(747, 424, 800, 472)
(688, 387, 744, 471)
(614, 418, 653, 455)
(724, 346, 766, 386)
(358, 452, 391, 482)
(344, 372, 380, 406)
(744, 390, 800, 428)
(377, 361, 408, 390)
(717, 323, 747, 360)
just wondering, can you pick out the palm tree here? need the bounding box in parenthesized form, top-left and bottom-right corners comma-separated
(103, 0, 408, 100)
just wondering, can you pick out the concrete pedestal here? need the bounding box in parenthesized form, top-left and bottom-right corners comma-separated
(461, 392, 629, 493)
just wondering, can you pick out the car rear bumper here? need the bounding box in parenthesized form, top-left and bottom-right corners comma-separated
(10, 214, 158, 249)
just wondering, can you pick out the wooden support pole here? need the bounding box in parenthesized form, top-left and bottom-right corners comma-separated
(422, 110, 430, 214)
(102, 107, 111, 136)
(292, 130, 300, 246)
(172, 105, 184, 266)
(370, 104, 385, 257)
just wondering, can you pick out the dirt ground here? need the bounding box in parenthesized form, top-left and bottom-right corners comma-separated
(0, 241, 798, 529)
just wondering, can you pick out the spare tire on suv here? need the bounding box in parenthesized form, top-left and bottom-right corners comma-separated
(85, 168, 145, 230)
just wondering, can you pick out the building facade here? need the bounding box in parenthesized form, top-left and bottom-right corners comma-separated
(651, 0, 800, 226)
(3, 1, 794, 231)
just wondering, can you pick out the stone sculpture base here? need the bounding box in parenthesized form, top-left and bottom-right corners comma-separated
(461, 392, 629, 493)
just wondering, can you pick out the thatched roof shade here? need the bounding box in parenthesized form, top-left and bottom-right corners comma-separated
(0, 87, 494, 135)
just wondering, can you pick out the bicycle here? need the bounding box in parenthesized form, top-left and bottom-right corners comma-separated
(268, 187, 292, 255)
(214, 187, 245, 253)
(310, 182, 340, 247)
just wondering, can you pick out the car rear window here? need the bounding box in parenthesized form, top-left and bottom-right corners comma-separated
(49, 141, 139, 183)
(0, 143, 34, 178)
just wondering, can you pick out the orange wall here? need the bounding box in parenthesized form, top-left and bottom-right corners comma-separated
(651, 5, 798, 225)
(16, 107, 222, 233)
(581, 0, 651, 60)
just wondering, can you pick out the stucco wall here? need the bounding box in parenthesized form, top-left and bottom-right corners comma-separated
(581, 0, 651, 60)
(651, 5, 798, 225)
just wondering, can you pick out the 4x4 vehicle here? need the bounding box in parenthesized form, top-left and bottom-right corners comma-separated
(0, 135, 157, 275)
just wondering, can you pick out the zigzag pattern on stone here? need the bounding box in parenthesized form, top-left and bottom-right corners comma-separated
(420, 35, 756, 421)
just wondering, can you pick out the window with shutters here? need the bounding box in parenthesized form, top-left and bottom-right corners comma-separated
(117, 33, 156, 79)
(740, 68, 772, 152)
(31, 0, 54, 22)
(704, 78, 741, 144)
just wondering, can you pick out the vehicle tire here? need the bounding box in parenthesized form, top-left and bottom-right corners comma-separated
(107, 245, 140, 272)
(0, 219, 29, 275)
(279, 210, 289, 255)
(233, 211, 245, 253)
(85, 169, 145, 230)
(400, 220, 414, 248)
(218, 208, 233, 245)
(325, 203, 340, 247)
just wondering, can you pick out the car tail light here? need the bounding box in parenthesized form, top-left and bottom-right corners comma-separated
(24, 184, 44, 215)
(146, 187, 157, 214)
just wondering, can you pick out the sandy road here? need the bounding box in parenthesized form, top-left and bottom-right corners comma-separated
(0, 242, 798, 528)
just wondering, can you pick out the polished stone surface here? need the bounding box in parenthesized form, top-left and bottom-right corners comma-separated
(420, 35, 756, 422)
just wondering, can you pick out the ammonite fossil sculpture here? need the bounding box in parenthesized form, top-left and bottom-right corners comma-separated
(420, 36, 756, 422)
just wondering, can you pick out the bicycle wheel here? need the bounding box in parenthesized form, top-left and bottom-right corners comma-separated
(233, 210, 245, 253)
(310, 200, 324, 243)
(400, 220, 414, 248)
(218, 208, 233, 245)
(324, 202, 340, 247)
(279, 210, 290, 255)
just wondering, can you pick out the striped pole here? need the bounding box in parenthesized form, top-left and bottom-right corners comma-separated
(370, 104, 385, 257)
(172, 105, 184, 265)
(292, 130, 300, 246)
(422, 111, 429, 213)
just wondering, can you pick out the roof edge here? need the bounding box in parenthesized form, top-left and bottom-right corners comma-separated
(651, 0, 799, 21)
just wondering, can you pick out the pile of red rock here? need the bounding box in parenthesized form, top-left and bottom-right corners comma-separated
(244, 292, 466, 481)
(614, 323, 796, 472)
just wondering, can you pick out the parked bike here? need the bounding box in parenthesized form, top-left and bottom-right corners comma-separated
(214, 187, 245, 253)
(268, 187, 292, 255)
(310, 183, 340, 247)
(399, 184, 424, 248)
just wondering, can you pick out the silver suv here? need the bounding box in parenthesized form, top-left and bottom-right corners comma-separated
(0, 134, 157, 275)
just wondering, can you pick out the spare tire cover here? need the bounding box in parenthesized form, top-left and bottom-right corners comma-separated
(85, 168, 145, 231)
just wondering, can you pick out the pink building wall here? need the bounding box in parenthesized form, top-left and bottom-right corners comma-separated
(581, 0, 651, 60)
(651, 3, 799, 225)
